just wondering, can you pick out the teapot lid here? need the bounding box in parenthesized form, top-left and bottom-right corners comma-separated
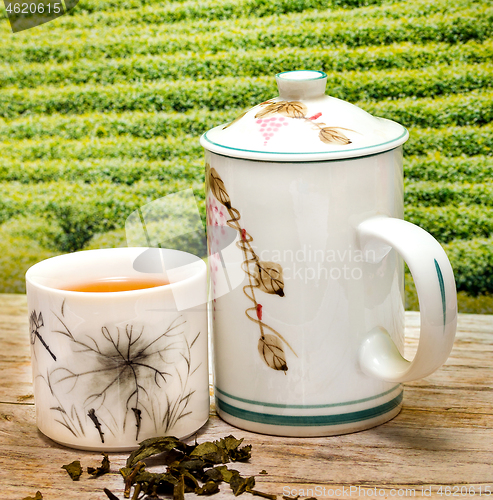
(200, 70, 408, 162)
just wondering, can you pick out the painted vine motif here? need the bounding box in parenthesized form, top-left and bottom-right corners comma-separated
(34, 300, 200, 443)
(207, 164, 296, 372)
(256, 99, 355, 145)
(224, 99, 356, 147)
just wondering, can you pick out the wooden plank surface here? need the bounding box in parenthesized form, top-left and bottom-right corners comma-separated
(0, 294, 492, 500)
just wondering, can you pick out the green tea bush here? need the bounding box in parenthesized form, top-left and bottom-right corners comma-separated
(365, 90, 493, 128)
(32, 0, 482, 29)
(0, 136, 202, 161)
(405, 124, 493, 157)
(0, 0, 492, 310)
(404, 155, 493, 182)
(1, 64, 491, 118)
(1, 90, 491, 142)
(405, 180, 493, 207)
(0, 180, 205, 252)
(406, 205, 493, 243)
(1, 3, 490, 63)
(444, 238, 493, 296)
(0, 158, 203, 184)
(0, 109, 232, 140)
(3, 41, 492, 89)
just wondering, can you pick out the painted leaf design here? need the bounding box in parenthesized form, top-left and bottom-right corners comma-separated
(255, 101, 307, 119)
(258, 334, 287, 371)
(207, 165, 231, 208)
(319, 127, 351, 145)
(278, 101, 307, 118)
(254, 261, 284, 297)
(223, 109, 249, 129)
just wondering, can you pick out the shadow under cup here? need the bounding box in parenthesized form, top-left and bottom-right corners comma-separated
(25, 247, 209, 451)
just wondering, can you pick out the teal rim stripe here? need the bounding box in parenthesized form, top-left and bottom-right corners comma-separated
(276, 70, 327, 81)
(216, 392, 403, 427)
(215, 384, 401, 409)
(202, 127, 408, 157)
(434, 258, 446, 328)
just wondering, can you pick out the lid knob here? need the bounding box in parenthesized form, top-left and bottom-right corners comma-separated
(276, 70, 327, 100)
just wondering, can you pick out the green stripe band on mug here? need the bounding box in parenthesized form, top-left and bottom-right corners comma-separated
(215, 384, 401, 409)
(216, 391, 403, 427)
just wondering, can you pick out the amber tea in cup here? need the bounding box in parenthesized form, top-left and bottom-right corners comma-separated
(57, 276, 170, 292)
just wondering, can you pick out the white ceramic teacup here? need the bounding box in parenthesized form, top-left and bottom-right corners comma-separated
(26, 247, 209, 451)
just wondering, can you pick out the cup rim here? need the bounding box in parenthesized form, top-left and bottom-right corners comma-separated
(25, 247, 206, 297)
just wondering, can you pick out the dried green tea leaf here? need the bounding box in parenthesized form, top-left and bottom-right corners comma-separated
(249, 490, 276, 500)
(202, 467, 224, 483)
(248, 489, 277, 500)
(88, 452, 110, 477)
(121, 461, 145, 498)
(196, 480, 220, 495)
(127, 436, 183, 467)
(104, 489, 120, 500)
(230, 474, 255, 496)
(134, 470, 177, 487)
(170, 458, 206, 472)
(173, 474, 185, 500)
(230, 444, 252, 462)
(189, 441, 227, 464)
(22, 492, 43, 500)
(214, 465, 240, 483)
(62, 460, 82, 481)
(259, 470, 268, 475)
(215, 435, 244, 452)
(173, 469, 199, 493)
(191, 441, 220, 457)
(144, 485, 161, 499)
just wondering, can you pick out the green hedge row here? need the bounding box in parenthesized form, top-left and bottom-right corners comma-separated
(405, 180, 493, 208)
(2, 89, 491, 142)
(0, 158, 203, 184)
(444, 238, 493, 296)
(0, 180, 205, 252)
(63, 0, 393, 18)
(3, 154, 490, 188)
(3, 40, 492, 89)
(1, 64, 491, 118)
(1, 4, 490, 63)
(0, 136, 202, 161)
(404, 155, 493, 182)
(405, 205, 493, 243)
(405, 124, 493, 157)
(3, 124, 490, 162)
(0, 109, 231, 140)
(28, 0, 473, 29)
(12, 0, 384, 30)
(363, 90, 493, 128)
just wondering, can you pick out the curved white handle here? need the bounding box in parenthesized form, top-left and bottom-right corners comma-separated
(357, 216, 457, 383)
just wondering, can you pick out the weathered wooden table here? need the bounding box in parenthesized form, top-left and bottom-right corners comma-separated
(1, 294, 492, 500)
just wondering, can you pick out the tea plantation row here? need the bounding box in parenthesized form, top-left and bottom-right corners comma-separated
(0, 0, 492, 313)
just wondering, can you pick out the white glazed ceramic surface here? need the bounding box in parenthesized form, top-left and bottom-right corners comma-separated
(202, 70, 457, 437)
(26, 248, 209, 451)
(201, 70, 408, 161)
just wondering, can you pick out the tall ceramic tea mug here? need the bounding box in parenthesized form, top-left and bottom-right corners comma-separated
(201, 70, 457, 436)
